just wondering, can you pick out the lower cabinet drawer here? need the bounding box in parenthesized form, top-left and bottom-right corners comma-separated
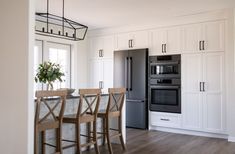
(150, 112, 181, 128)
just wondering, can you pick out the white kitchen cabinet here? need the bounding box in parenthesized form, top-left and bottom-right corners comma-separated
(202, 52, 225, 133)
(181, 53, 203, 130)
(116, 30, 149, 50)
(150, 26, 181, 55)
(89, 35, 114, 59)
(203, 21, 225, 52)
(182, 21, 224, 53)
(89, 58, 113, 93)
(89, 59, 102, 88)
(182, 52, 225, 133)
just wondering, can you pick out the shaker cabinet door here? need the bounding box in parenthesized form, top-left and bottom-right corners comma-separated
(202, 52, 225, 133)
(182, 24, 202, 53)
(202, 21, 225, 52)
(181, 53, 203, 130)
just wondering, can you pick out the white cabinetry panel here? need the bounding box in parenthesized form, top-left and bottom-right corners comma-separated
(182, 52, 225, 133)
(182, 24, 202, 53)
(182, 21, 224, 53)
(202, 52, 225, 133)
(89, 35, 114, 59)
(203, 21, 225, 52)
(116, 31, 148, 50)
(182, 54, 203, 130)
(150, 27, 181, 55)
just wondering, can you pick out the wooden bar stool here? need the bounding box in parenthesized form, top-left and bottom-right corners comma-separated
(98, 88, 126, 154)
(34, 90, 67, 154)
(62, 88, 101, 154)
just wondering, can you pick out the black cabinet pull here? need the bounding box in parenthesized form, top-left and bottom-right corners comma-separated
(202, 82, 205, 92)
(101, 49, 103, 57)
(199, 41, 202, 50)
(199, 82, 202, 92)
(160, 118, 170, 121)
(162, 44, 164, 53)
(164, 44, 167, 53)
(202, 41, 205, 50)
(131, 39, 133, 48)
(99, 49, 103, 57)
(128, 40, 131, 48)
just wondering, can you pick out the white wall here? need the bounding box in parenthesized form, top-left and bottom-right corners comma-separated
(227, 8, 235, 141)
(0, 0, 34, 154)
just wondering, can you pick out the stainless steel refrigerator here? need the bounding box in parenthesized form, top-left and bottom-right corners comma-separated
(114, 48, 148, 129)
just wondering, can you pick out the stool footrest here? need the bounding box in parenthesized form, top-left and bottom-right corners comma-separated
(81, 141, 96, 147)
(44, 142, 56, 148)
(62, 143, 77, 149)
(110, 128, 119, 131)
(80, 134, 94, 139)
(62, 139, 76, 143)
(110, 133, 121, 138)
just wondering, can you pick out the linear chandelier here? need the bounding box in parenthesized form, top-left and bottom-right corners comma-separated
(35, 0, 88, 41)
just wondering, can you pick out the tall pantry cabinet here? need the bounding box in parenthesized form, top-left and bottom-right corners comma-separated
(181, 20, 226, 134)
(89, 35, 114, 93)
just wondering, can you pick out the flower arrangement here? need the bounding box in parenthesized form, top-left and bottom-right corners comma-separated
(35, 61, 64, 90)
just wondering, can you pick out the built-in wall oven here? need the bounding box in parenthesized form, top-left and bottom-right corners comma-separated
(149, 55, 181, 113)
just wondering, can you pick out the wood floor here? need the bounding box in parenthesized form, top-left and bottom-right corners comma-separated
(83, 128, 235, 154)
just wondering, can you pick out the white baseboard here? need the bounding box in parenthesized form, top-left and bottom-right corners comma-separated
(228, 136, 235, 142)
(149, 126, 228, 139)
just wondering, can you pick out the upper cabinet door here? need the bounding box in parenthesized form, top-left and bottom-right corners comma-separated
(116, 33, 131, 50)
(116, 30, 148, 50)
(150, 27, 181, 55)
(102, 35, 115, 58)
(202, 21, 225, 52)
(150, 29, 167, 55)
(166, 27, 182, 54)
(131, 30, 149, 49)
(182, 24, 202, 53)
(89, 37, 103, 58)
(89, 35, 115, 59)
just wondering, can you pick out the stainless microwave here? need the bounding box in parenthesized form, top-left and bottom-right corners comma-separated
(149, 55, 181, 78)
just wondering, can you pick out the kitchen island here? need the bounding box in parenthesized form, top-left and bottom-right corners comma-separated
(37, 94, 126, 154)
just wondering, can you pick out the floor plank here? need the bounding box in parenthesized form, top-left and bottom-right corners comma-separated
(83, 128, 235, 154)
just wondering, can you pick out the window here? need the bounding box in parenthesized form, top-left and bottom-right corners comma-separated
(34, 40, 71, 91)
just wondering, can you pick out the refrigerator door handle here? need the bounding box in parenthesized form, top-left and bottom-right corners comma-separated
(129, 57, 133, 91)
(125, 57, 129, 91)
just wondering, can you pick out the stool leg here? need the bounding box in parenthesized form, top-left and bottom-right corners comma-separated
(76, 123, 81, 154)
(118, 116, 126, 150)
(106, 118, 113, 154)
(41, 131, 46, 154)
(56, 127, 63, 154)
(87, 122, 91, 151)
(93, 121, 100, 154)
(102, 118, 106, 145)
(34, 128, 38, 154)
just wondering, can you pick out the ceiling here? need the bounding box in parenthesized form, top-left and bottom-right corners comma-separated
(35, 0, 235, 30)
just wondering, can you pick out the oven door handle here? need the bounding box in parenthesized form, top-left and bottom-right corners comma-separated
(150, 85, 180, 89)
